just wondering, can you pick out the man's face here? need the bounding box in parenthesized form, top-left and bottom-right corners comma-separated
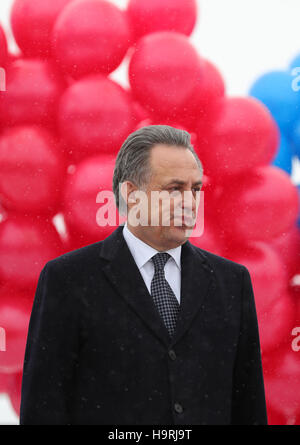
(126, 144, 203, 250)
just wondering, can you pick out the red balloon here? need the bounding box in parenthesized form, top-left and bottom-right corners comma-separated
(225, 241, 288, 316)
(190, 223, 223, 256)
(11, 0, 73, 57)
(0, 214, 64, 290)
(182, 58, 225, 131)
(0, 126, 65, 214)
(258, 291, 296, 354)
(7, 372, 22, 417)
(127, 0, 197, 42)
(52, 0, 132, 79)
(197, 97, 279, 178)
(290, 275, 300, 321)
(58, 75, 135, 161)
(270, 224, 300, 278)
(266, 406, 289, 426)
(129, 31, 204, 119)
(264, 347, 300, 423)
(146, 58, 225, 133)
(129, 94, 150, 127)
(0, 293, 32, 373)
(0, 25, 8, 67)
(0, 58, 65, 127)
(216, 166, 300, 242)
(62, 155, 121, 245)
(0, 373, 13, 394)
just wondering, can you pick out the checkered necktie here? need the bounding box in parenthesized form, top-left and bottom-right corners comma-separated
(150, 252, 180, 338)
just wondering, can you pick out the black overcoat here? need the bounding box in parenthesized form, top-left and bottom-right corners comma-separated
(20, 224, 268, 425)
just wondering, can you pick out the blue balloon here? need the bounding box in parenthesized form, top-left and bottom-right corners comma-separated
(271, 134, 293, 175)
(291, 118, 300, 159)
(249, 70, 300, 134)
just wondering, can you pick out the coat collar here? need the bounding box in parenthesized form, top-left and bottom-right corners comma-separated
(99, 224, 216, 348)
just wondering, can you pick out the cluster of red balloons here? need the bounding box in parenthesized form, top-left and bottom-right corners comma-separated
(0, 0, 299, 424)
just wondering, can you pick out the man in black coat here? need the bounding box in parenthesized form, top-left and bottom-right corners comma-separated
(20, 125, 268, 425)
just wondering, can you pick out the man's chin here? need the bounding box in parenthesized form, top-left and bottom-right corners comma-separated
(169, 224, 194, 240)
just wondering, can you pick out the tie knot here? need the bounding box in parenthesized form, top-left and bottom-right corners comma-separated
(151, 252, 170, 272)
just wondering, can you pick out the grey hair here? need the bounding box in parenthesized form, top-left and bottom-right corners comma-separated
(112, 124, 203, 213)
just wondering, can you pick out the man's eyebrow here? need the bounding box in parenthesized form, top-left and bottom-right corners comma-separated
(163, 179, 203, 186)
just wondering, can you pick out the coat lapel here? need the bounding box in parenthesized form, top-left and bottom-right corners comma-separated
(100, 225, 216, 348)
(170, 237, 216, 347)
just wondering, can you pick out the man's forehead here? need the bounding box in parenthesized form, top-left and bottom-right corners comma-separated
(162, 178, 203, 186)
(150, 145, 199, 170)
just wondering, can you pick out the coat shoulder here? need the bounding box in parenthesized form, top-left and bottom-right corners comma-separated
(44, 239, 106, 275)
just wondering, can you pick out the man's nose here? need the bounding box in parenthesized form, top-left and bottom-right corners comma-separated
(184, 190, 198, 212)
(176, 191, 196, 219)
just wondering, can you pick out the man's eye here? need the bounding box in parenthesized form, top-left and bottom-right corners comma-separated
(166, 186, 180, 192)
(168, 187, 201, 192)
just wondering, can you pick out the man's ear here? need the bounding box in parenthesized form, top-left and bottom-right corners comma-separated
(128, 193, 136, 203)
(120, 181, 137, 206)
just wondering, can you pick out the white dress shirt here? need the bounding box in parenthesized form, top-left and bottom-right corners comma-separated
(122, 222, 182, 304)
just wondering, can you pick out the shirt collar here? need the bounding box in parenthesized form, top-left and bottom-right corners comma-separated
(122, 221, 182, 271)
